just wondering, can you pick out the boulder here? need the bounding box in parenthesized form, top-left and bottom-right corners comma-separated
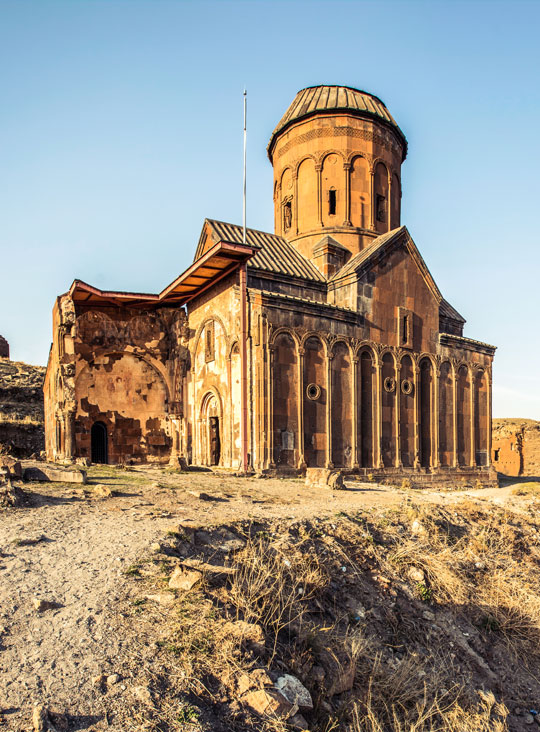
(32, 598, 59, 612)
(91, 484, 115, 498)
(0, 455, 22, 479)
(0, 480, 26, 508)
(168, 566, 202, 591)
(195, 528, 245, 552)
(305, 468, 344, 490)
(24, 466, 87, 484)
(224, 620, 265, 644)
(274, 674, 313, 711)
(316, 647, 356, 696)
(290, 713, 310, 730)
(242, 688, 294, 718)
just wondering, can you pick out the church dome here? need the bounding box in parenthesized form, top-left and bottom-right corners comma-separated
(268, 85, 407, 161)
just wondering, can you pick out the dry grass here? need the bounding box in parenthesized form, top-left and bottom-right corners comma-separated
(119, 496, 540, 731)
(228, 533, 328, 655)
(350, 687, 508, 732)
(511, 482, 540, 496)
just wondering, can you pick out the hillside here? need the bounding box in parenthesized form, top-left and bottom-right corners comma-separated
(0, 359, 45, 457)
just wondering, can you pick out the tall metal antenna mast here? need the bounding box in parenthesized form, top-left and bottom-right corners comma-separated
(243, 89, 247, 245)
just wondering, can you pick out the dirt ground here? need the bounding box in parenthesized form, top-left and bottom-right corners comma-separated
(0, 465, 537, 731)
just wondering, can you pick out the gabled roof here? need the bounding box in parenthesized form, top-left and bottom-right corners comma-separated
(200, 219, 326, 283)
(330, 226, 443, 303)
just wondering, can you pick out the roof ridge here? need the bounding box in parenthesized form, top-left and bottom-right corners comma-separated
(206, 218, 287, 241)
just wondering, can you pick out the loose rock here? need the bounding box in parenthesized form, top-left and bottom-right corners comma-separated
(242, 688, 294, 718)
(168, 566, 202, 591)
(275, 674, 313, 711)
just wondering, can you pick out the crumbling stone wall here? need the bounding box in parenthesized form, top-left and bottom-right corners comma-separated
(492, 419, 540, 477)
(0, 335, 9, 359)
(44, 295, 188, 464)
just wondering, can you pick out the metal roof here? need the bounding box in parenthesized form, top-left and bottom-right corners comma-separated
(440, 297, 466, 324)
(330, 227, 407, 281)
(268, 85, 407, 160)
(205, 219, 326, 283)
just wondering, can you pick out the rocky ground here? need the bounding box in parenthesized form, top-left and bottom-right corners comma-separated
(2, 466, 540, 731)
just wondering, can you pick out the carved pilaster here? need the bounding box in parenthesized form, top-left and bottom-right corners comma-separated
(326, 351, 334, 469)
(315, 164, 323, 227)
(395, 362, 402, 468)
(452, 362, 458, 468)
(375, 358, 383, 469)
(289, 171, 298, 237)
(432, 365, 440, 469)
(369, 165, 375, 230)
(413, 364, 420, 469)
(268, 344, 275, 469)
(352, 357, 359, 469)
(343, 162, 352, 226)
(469, 365, 475, 468)
(297, 346, 306, 470)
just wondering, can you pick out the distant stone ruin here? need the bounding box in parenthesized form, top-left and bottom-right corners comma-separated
(492, 418, 540, 478)
(0, 360, 45, 457)
(0, 335, 9, 359)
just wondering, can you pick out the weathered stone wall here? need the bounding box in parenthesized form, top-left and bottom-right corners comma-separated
(492, 419, 540, 477)
(0, 335, 9, 359)
(185, 273, 242, 468)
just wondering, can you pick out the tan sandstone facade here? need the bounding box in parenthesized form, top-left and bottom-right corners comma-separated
(44, 86, 496, 485)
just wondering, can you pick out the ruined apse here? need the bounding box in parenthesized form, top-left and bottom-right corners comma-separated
(45, 85, 496, 486)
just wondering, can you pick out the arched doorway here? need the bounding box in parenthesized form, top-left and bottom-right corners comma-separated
(201, 392, 221, 466)
(91, 422, 108, 464)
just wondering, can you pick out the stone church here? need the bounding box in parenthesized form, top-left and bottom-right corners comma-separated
(44, 85, 496, 484)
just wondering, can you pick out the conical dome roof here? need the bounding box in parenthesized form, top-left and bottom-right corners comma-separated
(268, 85, 407, 161)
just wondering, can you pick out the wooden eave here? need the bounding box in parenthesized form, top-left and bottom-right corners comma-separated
(159, 240, 258, 303)
(68, 240, 259, 310)
(69, 280, 160, 308)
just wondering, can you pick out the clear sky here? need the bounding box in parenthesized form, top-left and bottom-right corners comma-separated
(1, 0, 539, 419)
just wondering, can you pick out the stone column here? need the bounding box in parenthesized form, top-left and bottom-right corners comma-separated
(268, 345, 275, 468)
(387, 172, 392, 229)
(343, 162, 352, 226)
(351, 356, 359, 469)
(64, 404, 76, 461)
(395, 362, 402, 467)
(293, 172, 299, 235)
(487, 368, 493, 467)
(375, 356, 383, 468)
(432, 366, 440, 468)
(326, 352, 334, 468)
(452, 363, 458, 468)
(297, 347, 306, 469)
(369, 165, 375, 230)
(413, 364, 420, 469)
(316, 164, 323, 227)
(469, 365, 475, 467)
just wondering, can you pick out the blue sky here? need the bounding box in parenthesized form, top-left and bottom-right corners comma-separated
(1, 0, 539, 419)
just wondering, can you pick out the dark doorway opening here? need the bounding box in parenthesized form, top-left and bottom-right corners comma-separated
(209, 416, 221, 466)
(91, 421, 108, 464)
